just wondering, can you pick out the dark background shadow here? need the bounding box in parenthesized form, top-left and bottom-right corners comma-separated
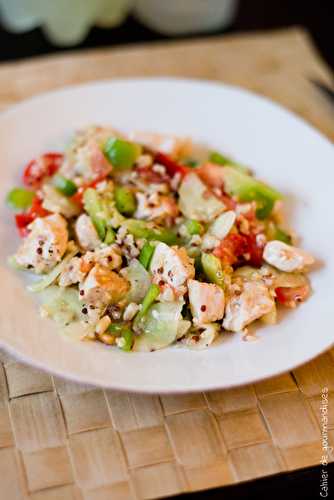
(0, 0, 333, 71)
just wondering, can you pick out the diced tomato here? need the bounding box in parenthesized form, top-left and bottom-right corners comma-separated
(244, 233, 265, 267)
(14, 196, 50, 237)
(213, 233, 248, 265)
(22, 153, 63, 188)
(154, 152, 190, 178)
(29, 196, 49, 218)
(70, 173, 109, 206)
(213, 231, 265, 267)
(275, 285, 310, 308)
(15, 213, 34, 237)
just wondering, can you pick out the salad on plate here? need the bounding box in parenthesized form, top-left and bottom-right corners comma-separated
(6, 126, 315, 352)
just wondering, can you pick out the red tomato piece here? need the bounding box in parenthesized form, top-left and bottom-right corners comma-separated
(70, 173, 109, 206)
(14, 196, 49, 237)
(275, 285, 310, 308)
(29, 196, 49, 218)
(213, 233, 248, 265)
(154, 152, 190, 178)
(23, 153, 63, 188)
(15, 213, 34, 237)
(244, 233, 265, 267)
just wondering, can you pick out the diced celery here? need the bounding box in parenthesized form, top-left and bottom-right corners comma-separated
(114, 186, 136, 216)
(107, 322, 126, 335)
(119, 328, 134, 351)
(53, 175, 77, 196)
(104, 138, 141, 169)
(185, 219, 203, 236)
(104, 227, 116, 244)
(201, 253, 225, 289)
(6, 188, 35, 211)
(83, 188, 106, 240)
(134, 283, 160, 328)
(125, 219, 178, 245)
(209, 151, 249, 173)
(139, 242, 155, 269)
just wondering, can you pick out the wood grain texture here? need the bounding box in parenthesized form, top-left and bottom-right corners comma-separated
(0, 28, 333, 498)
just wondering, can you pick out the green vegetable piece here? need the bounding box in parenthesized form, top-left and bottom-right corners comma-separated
(139, 242, 155, 269)
(53, 174, 77, 196)
(222, 166, 281, 219)
(182, 158, 198, 168)
(125, 219, 178, 245)
(275, 227, 292, 244)
(104, 227, 116, 244)
(114, 186, 137, 216)
(83, 188, 106, 240)
(101, 194, 125, 229)
(209, 151, 230, 165)
(134, 283, 160, 326)
(209, 151, 248, 173)
(185, 219, 203, 236)
(107, 322, 126, 335)
(255, 196, 274, 219)
(201, 253, 225, 289)
(6, 188, 35, 211)
(104, 137, 141, 169)
(120, 328, 134, 351)
(133, 301, 183, 352)
(123, 259, 151, 304)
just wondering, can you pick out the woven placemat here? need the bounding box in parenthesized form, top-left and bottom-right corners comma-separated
(0, 28, 333, 500)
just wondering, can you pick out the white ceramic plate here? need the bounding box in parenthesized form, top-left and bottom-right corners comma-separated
(0, 78, 333, 393)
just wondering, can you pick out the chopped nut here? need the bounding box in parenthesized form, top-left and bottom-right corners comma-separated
(98, 333, 115, 345)
(116, 337, 126, 349)
(123, 302, 140, 321)
(136, 154, 153, 168)
(95, 315, 111, 334)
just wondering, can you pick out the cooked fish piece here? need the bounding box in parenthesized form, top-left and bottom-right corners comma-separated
(75, 214, 100, 251)
(150, 242, 195, 295)
(223, 280, 274, 332)
(15, 214, 68, 274)
(263, 240, 314, 272)
(188, 279, 225, 324)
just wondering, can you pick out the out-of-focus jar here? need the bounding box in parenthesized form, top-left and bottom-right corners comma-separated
(0, 0, 238, 46)
(134, 0, 238, 36)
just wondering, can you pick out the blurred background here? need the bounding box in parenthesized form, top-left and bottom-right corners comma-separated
(0, 0, 333, 69)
